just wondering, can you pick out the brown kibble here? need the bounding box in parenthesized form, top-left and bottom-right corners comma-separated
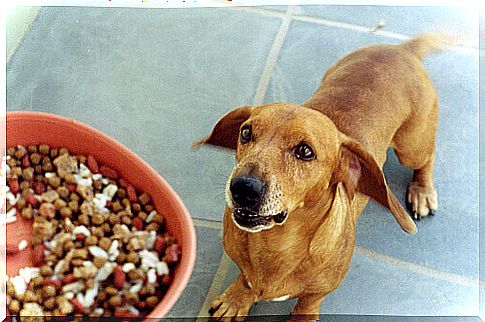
(63, 240, 75, 252)
(52, 245, 64, 258)
(12, 166, 23, 177)
(85, 235, 98, 246)
(68, 200, 79, 212)
(77, 155, 86, 164)
(57, 186, 70, 199)
(59, 147, 69, 155)
(116, 188, 126, 199)
(124, 292, 139, 305)
(42, 162, 54, 172)
(24, 289, 38, 302)
(39, 202, 56, 219)
(93, 180, 103, 191)
(8, 299, 21, 314)
(73, 248, 88, 259)
(91, 213, 104, 226)
(50, 148, 59, 159)
(116, 252, 126, 264)
(16, 198, 26, 211)
(138, 193, 151, 205)
(132, 203, 141, 212)
(105, 286, 118, 296)
(98, 237, 111, 251)
(121, 215, 132, 226)
(7, 146, 15, 156)
(31, 234, 44, 247)
(108, 295, 122, 307)
(39, 144, 50, 155)
(146, 222, 160, 232)
(44, 297, 56, 310)
(97, 291, 107, 302)
(27, 145, 38, 153)
(14, 146, 28, 159)
(54, 199, 67, 209)
(146, 296, 159, 308)
(126, 252, 139, 264)
(127, 269, 144, 280)
(43, 284, 57, 298)
(71, 259, 84, 267)
(92, 227, 104, 238)
(40, 265, 53, 277)
(111, 201, 123, 212)
(93, 256, 107, 268)
(34, 164, 43, 174)
(22, 168, 35, 181)
(69, 192, 80, 201)
(140, 284, 156, 296)
(108, 213, 120, 225)
(60, 207, 72, 218)
(48, 176, 61, 188)
(78, 214, 90, 226)
(21, 207, 33, 220)
(102, 223, 111, 233)
(30, 276, 44, 288)
(30, 153, 42, 165)
(85, 279, 95, 289)
(144, 204, 154, 212)
(121, 198, 131, 208)
(19, 180, 30, 192)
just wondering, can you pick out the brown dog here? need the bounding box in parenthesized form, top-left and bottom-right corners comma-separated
(195, 34, 446, 320)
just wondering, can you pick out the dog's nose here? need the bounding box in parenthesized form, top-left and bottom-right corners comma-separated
(230, 176, 265, 208)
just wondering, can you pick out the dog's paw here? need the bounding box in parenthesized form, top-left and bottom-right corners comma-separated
(406, 181, 437, 220)
(209, 291, 254, 321)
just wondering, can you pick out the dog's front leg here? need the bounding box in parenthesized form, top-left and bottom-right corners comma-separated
(290, 293, 325, 321)
(209, 274, 257, 321)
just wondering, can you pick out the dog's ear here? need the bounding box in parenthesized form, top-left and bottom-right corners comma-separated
(192, 106, 253, 150)
(331, 135, 417, 234)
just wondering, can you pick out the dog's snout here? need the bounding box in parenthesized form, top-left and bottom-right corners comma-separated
(230, 176, 265, 208)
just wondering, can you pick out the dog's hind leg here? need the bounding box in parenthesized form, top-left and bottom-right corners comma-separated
(290, 293, 325, 321)
(391, 99, 438, 220)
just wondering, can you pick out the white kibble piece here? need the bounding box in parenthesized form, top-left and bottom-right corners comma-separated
(77, 178, 93, 187)
(95, 262, 116, 282)
(54, 260, 66, 275)
(101, 178, 109, 185)
(108, 240, 119, 256)
(122, 263, 136, 273)
(82, 261, 95, 268)
(18, 240, 28, 251)
(89, 246, 109, 259)
(129, 282, 143, 294)
(92, 173, 102, 181)
(156, 261, 169, 276)
(62, 281, 85, 293)
(146, 211, 157, 223)
(6, 192, 18, 206)
(147, 269, 157, 284)
(146, 231, 157, 250)
(6, 164, 11, 176)
(93, 308, 104, 316)
(6, 208, 17, 218)
(79, 164, 92, 178)
(20, 302, 44, 316)
(45, 172, 56, 179)
(4, 215, 17, 224)
(64, 292, 75, 300)
(127, 306, 140, 316)
(102, 184, 118, 199)
(10, 275, 27, 296)
(73, 225, 91, 238)
(18, 267, 39, 285)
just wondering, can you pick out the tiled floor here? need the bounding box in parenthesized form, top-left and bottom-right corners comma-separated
(6, 5, 481, 321)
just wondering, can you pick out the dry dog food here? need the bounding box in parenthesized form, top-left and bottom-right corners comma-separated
(4, 145, 181, 318)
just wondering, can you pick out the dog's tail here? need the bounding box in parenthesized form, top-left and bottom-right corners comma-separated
(400, 33, 456, 60)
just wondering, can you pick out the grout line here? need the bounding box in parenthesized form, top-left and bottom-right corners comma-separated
(196, 253, 233, 321)
(252, 6, 296, 105)
(229, 6, 481, 57)
(192, 218, 223, 230)
(355, 246, 479, 287)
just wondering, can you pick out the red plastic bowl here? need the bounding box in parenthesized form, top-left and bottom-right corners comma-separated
(4, 111, 196, 319)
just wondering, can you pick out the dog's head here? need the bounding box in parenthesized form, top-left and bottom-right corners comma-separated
(194, 103, 416, 234)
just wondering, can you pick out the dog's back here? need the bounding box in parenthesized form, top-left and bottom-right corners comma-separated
(304, 34, 449, 163)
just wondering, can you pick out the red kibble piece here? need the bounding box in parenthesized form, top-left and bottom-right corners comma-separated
(153, 236, 166, 254)
(27, 193, 39, 208)
(99, 166, 118, 180)
(165, 244, 181, 263)
(34, 182, 46, 195)
(66, 184, 77, 192)
(105, 200, 112, 208)
(114, 309, 140, 318)
(8, 178, 19, 194)
(70, 298, 86, 314)
(161, 274, 172, 286)
(75, 234, 86, 241)
(132, 217, 143, 231)
(126, 184, 137, 203)
(137, 301, 147, 310)
(86, 155, 99, 173)
(113, 266, 126, 289)
(32, 245, 46, 266)
(43, 279, 62, 289)
(62, 274, 76, 284)
(118, 178, 128, 187)
(22, 155, 31, 168)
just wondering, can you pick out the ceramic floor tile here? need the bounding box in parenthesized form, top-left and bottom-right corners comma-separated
(219, 252, 479, 318)
(165, 226, 223, 318)
(7, 6, 281, 222)
(263, 20, 479, 278)
(297, 5, 478, 49)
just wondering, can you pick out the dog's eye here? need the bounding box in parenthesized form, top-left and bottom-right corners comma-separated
(293, 143, 315, 161)
(240, 125, 252, 144)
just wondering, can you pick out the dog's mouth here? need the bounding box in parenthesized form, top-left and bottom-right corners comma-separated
(232, 208, 288, 232)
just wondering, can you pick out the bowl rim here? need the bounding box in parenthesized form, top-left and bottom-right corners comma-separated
(6, 111, 197, 319)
